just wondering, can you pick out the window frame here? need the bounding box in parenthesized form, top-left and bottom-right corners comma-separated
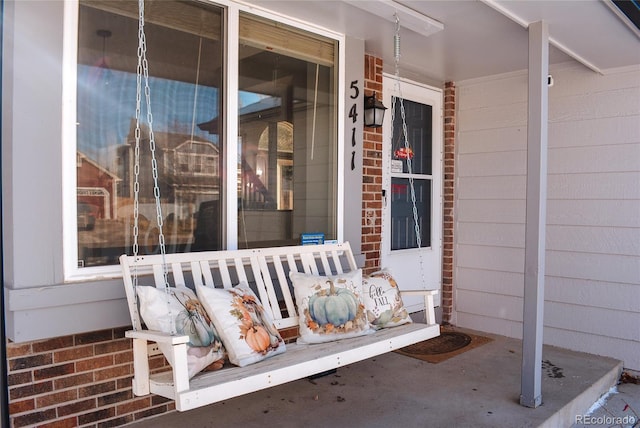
(62, 0, 346, 281)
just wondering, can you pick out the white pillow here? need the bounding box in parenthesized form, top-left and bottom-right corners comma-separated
(137, 286, 225, 378)
(289, 269, 374, 344)
(196, 282, 286, 367)
(362, 269, 413, 329)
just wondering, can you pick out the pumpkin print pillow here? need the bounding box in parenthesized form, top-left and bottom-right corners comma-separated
(290, 269, 374, 344)
(137, 286, 226, 378)
(196, 282, 286, 367)
(361, 269, 413, 329)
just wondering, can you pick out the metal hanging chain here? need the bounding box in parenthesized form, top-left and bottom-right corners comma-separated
(391, 13, 427, 290)
(134, 0, 174, 333)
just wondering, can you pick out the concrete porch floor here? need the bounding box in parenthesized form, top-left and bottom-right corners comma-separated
(127, 328, 631, 428)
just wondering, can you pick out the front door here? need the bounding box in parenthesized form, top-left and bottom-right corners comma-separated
(381, 75, 442, 312)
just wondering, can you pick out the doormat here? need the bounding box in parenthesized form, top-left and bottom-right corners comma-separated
(395, 329, 493, 364)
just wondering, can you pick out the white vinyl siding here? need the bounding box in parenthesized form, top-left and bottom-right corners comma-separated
(455, 63, 640, 370)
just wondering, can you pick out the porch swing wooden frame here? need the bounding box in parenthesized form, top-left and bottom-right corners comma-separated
(120, 243, 440, 411)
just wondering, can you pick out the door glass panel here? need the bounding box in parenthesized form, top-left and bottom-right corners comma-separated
(391, 98, 432, 175)
(389, 95, 433, 251)
(390, 178, 431, 250)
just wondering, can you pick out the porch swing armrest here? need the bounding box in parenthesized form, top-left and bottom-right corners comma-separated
(399, 289, 439, 325)
(125, 330, 191, 397)
(125, 330, 190, 345)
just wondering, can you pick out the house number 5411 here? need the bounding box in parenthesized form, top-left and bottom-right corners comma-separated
(349, 80, 359, 170)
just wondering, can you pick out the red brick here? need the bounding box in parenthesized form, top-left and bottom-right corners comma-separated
(32, 336, 74, 353)
(151, 395, 172, 406)
(55, 373, 94, 390)
(116, 397, 151, 415)
(12, 408, 57, 428)
(8, 371, 33, 387)
(114, 350, 134, 365)
(99, 415, 135, 427)
(75, 329, 113, 346)
(54, 345, 94, 363)
(6, 342, 32, 358)
(133, 404, 171, 421)
(117, 377, 133, 390)
(94, 364, 131, 382)
(34, 363, 75, 381)
(148, 355, 167, 370)
(95, 338, 131, 355)
(57, 398, 96, 417)
(36, 389, 78, 408)
(10, 353, 53, 371)
(77, 408, 116, 425)
(38, 416, 78, 428)
(76, 355, 114, 373)
(79, 381, 116, 398)
(98, 390, 132, 407)
(9, 398, 35, 414)
(10, 380, 53, 400)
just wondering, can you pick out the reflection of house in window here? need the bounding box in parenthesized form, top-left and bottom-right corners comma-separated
(118, 131, 221, 223)
(76, 152, 121, 220)
(173, 140, 219, 177)
(199, 94, 295, 212)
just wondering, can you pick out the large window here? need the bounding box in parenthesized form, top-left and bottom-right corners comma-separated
(75, 1, 338, 268)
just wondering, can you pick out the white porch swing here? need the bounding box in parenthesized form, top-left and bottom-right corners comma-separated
(119, 1, 439, 411)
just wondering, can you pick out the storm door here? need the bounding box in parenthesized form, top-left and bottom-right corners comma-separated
(381, 75, 442, 311)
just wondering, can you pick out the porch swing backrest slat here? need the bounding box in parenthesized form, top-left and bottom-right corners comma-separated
(190, 261, 203, 287)
(199, 260, 215, 287)
(234, 257, 249, 285)
(256, 256, 284, 320)
(217, 259, 232, 288)
(250, 255, 274, 317)
(331, 249, 344, 274)
(171, 263, 186, 287)
(270, 254, 297, 319)
(152, 265, 165, 290)
(300, 252, 318, 275)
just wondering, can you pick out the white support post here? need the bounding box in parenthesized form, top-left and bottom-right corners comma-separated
(520, 20, 549, 409)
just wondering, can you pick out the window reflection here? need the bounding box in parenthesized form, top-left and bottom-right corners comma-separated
(76, 3, 338, 267)
(77, 1, 224, 266)
(236, 13, 337, 249)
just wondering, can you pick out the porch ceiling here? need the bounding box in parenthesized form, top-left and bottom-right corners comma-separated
(248, 0, 640, 82)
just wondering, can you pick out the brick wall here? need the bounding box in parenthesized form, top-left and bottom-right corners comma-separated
(361, 55, 384, 274)
(442, 81, 456, 324)
(6, 328, 172, 427)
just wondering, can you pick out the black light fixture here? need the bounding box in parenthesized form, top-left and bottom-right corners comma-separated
(363, 92, 387, 128)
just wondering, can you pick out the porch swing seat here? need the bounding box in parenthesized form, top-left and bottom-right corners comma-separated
(120, 242, 440, 411)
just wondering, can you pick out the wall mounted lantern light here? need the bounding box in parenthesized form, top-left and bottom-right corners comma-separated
(363, 92, 387, 128)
